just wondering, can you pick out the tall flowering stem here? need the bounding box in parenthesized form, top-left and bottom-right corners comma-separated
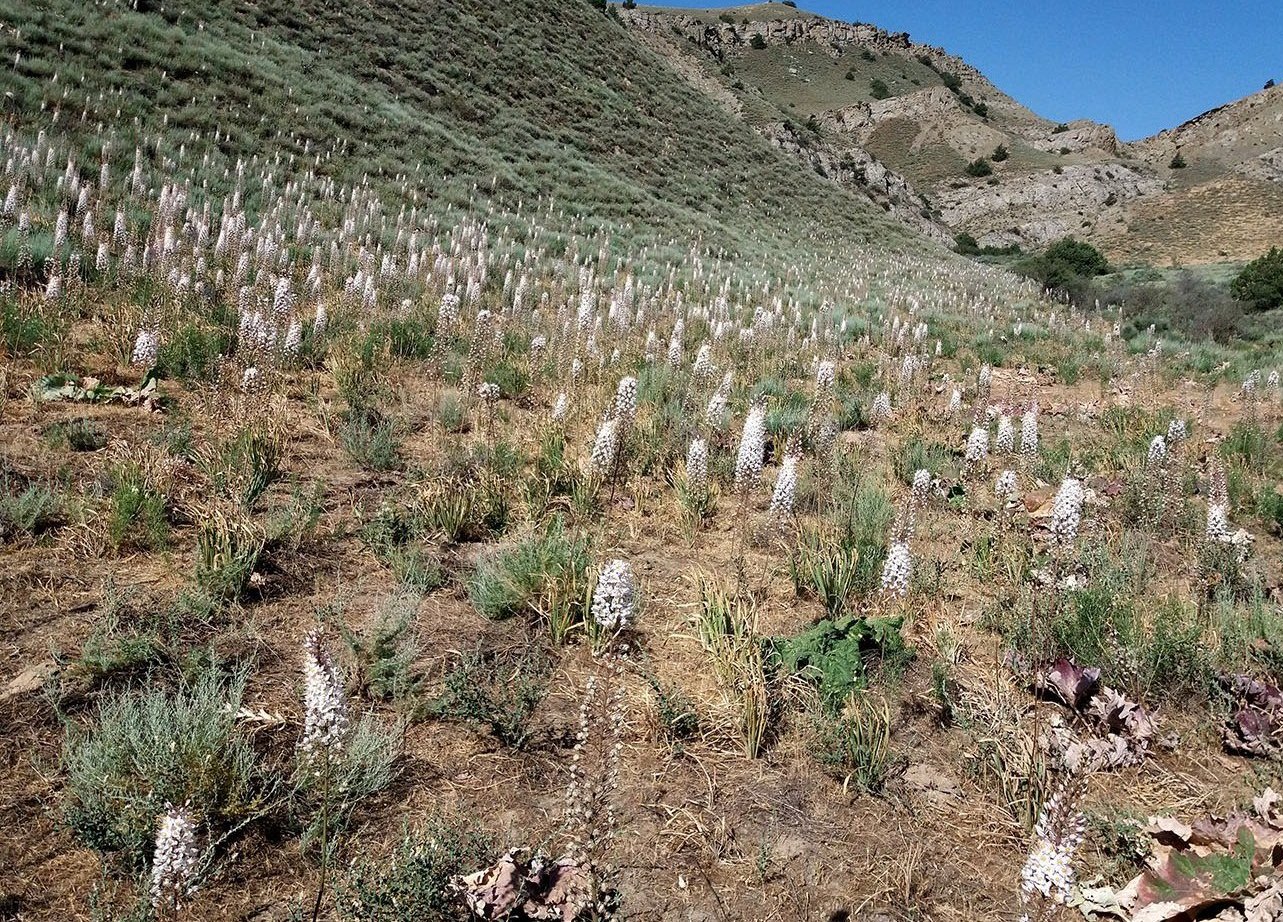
(732, 398, 767, 583)
(300, 629, 349, 922)
(1018, 775, 1087, 922)
(564, 647, 628, 916)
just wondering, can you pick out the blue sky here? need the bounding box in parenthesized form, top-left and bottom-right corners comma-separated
(642, 1, 1282, 140)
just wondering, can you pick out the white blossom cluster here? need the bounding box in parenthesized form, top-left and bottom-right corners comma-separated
(240, 365, 263, 393)
(1050, 477, 1085, 545)
(1206, 500, 1230, 541)
(995, 414, 1014, 454)
(685, 437, 708, 494)
(132, 328, 160, 367)
(815, 359, 835, 401)
(477, 381, 500, 403)
(591, 558, 637, 631)
(733, 402, 767, 492)
(614, 375, 638, 430)
(996, 469, 1019, 506)
(1206, 459, 1229, 540)
(1146, 435, 1167, 467)
(770, 454, 799, 517)
(911, 468, 932, 502)
(1242, 369, 1260, 398)
(880, 540, 912, 596)
(870, 391, 892, 425)
(551, 391, 569, 421)
(1019, 785, 1085, 907)
(1020, 405, 1039, 458)
(704, 385, 729, 429)
(964, 425, 989, 464)
(283, 317, 303, 355)
(438, 291, 460, 331)
(150, 804, 200, 911)
(693, 341, 715, 382)
(300, 630, 349, 761)
(589, 415, 620, 476)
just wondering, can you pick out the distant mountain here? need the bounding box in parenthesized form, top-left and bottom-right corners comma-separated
(625, 2, 1283, 265)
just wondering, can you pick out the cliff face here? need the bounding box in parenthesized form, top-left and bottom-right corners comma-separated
(623, 7, 1041, 126)
(760, 120, 954, 245)
(622, 6, 956, 245)
(934, 163, 1163, 249)
(623, 4, 1283, 264)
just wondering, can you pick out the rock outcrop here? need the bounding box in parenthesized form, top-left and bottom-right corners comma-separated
(933, 163, 1163, 248)
(1027, 120, 1120, 156)
(761, 121, 953, 245)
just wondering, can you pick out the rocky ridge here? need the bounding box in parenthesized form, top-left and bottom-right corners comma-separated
(624, 4, 1283, 263)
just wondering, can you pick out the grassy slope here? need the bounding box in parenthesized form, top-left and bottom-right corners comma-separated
(1, 0, 924, 269)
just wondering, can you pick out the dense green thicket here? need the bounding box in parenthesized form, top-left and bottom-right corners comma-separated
(1232, 247, 1283, 312)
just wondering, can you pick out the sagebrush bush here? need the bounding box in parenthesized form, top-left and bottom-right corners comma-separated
(433, 646, 550, 749)
(44, 417, 107, 452)
(63, 669, 263, 869)
(337, 815, 494, 922)
(340, 407, 405, 472)
(0, 479, 62, 541)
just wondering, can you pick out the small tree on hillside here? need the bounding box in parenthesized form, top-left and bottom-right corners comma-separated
(1044, 238, 1110, 277)
(965, 158, 992, 178)
(1231, 247, 1283, 311)
(954, 232, 980, 256)
(991, 144, 1009, 162)
(1169, 151, 1187, 169)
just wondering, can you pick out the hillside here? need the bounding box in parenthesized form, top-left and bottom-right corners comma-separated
(3, 1, 1283, 922)
(625, 3, 1283, 265)
(0, 0, 923, 279)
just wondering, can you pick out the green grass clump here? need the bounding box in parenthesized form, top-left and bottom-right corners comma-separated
(467, 517, 591, 642)
(808, 694, 897, 793)
(107, 465, 169, 552)
(342, 591, 425, 702)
